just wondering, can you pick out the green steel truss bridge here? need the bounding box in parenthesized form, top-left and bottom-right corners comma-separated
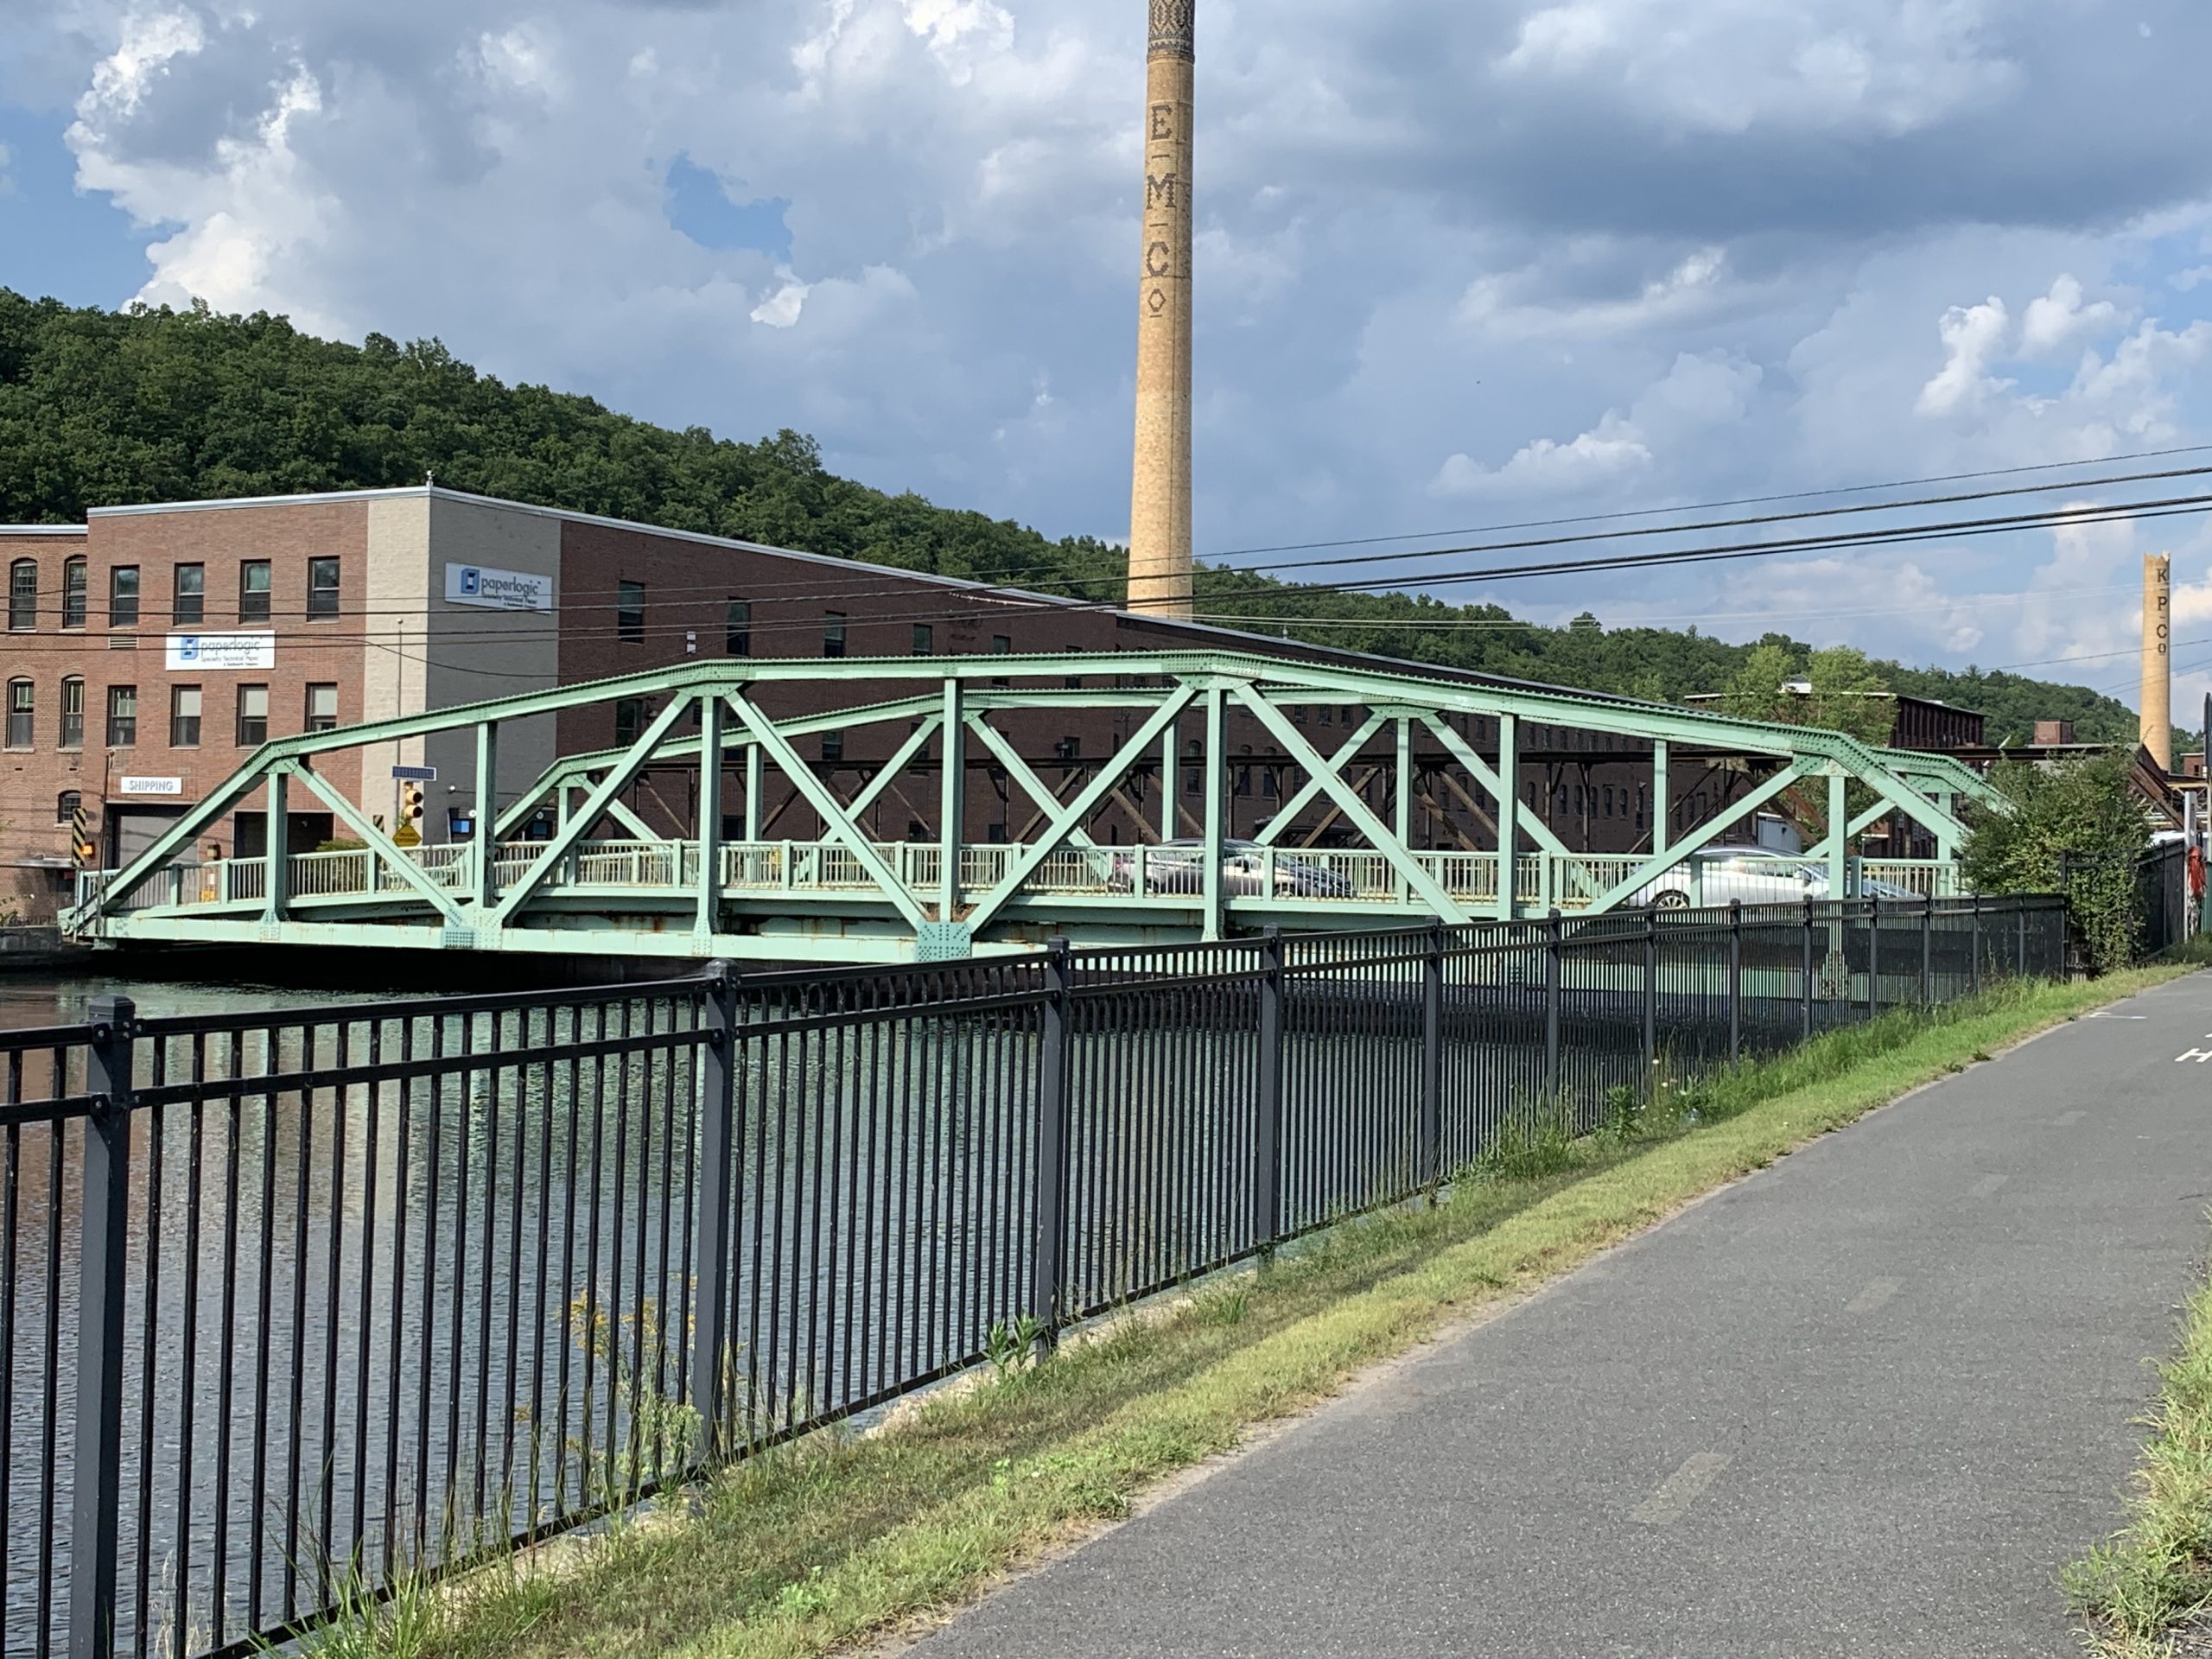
(67, 649, 1997, 964)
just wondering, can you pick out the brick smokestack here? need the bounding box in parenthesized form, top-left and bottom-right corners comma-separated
(2144, 552, 2173, 772)
(1128, 0, 1196, 618)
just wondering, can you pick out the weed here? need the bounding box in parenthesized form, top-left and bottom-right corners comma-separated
(2069, 1273, 2212, 1653)
(1602, 1083, 1644, 1142)
(1471, 1094, 1582, 1181)
(1196, 1283, 1252, 1327)
(983, 1315, 1048, 1380)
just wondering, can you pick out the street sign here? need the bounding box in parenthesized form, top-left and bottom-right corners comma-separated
(391, 766, 438, 782)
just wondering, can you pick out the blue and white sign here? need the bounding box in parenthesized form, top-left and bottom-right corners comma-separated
(164, 632, 275, 671)
(444, 563, 554, 613)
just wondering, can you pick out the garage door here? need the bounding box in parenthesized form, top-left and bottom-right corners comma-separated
(107, 806, 189, 869)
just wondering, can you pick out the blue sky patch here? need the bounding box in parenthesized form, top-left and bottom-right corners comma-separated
(664, 154, 791, 261)
(0, 106, 157, 308)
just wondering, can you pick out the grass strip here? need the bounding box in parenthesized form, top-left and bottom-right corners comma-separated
(2068, 1240, 2212, 1656)
(355, 964, 2190, 1659)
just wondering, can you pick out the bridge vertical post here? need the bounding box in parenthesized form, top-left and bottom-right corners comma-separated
(1254, 926, 1285, 1259)
(473, 721, 499, 912)
(1395, 718, 1414, 907)
(1826, 772, 1848, 904)
(1420, 921, 1444, 1200)
(1543, 910, 1562, 1100)
(73, 994, 134, 1659)
(1030, 938, 1074, 1355)
(264, 767, 289, 924)
(1201, 685, 1226, 942)
(938, 679, 965, 923)
(743, 747, 763, 843)
(1652, 741, 1670, 864)
(1160, 716, 1180, 840)
(690, 964, 739, 1458)
(1643, 907, 1659, 1080)
(1495, 715, 1519, 922)
(1921, 892, 1935, 1007)
(1727, 899, 1744, 1063)
(1801, 898, 1816, 1038)
(696, 697, 724, 940)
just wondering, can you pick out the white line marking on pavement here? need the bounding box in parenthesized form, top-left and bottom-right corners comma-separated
(2087, 1012, 2150, 1020)
(1847, 1277, 1901, 1315)
(1970, 1173, 2009, 1198)
(2178, 1048, 2212, 1064)
(2054, 1109, 2086, 1127)
(1630, 1452, 1732, 1527)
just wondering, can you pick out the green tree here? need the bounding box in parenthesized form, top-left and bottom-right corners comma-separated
(1961, 753, 2149, 973)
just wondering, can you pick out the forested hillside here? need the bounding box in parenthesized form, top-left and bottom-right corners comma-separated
(0, 289, 2158, 748)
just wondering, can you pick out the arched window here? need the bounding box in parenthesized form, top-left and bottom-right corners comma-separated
(8, 560, 35, 632)
(61, 559, 86, 629)
(56, 790, 79, 826)
(5, 679, 31, 747)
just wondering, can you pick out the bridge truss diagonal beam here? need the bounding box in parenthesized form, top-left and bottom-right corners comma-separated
(1234, 685, 1474, 925)
(287, 760, 471, 929)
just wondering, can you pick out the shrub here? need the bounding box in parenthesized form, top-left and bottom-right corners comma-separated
(1961, 753, 2148, 974)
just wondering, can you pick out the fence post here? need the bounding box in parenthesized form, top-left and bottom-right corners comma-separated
(1031, 938, 1075, 1354)
(1727, 899, 1744, 1063)
(72, 994, 135, 1659)
(1642, 907, 1658, 1082)
(1254, 926, 1285, 1258)
(1801, 897, 1815, 1039)
(1420, 921, 1444, 1200)
(1544, 910, 1562, 1099)
(1921, 892, 1935, 1007)
(2016, 894, 2028, 978)
(1969, 893, 1982, 994)
(690, 963, 739, 1459)
(1867, 899, 1881, 1018)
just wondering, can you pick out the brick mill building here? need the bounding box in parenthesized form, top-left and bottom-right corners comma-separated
(3, 486, 1844, 921)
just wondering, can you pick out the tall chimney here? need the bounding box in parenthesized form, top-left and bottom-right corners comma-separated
(1128, 0, 1196, 619)
(2143, 551, 2173, 772)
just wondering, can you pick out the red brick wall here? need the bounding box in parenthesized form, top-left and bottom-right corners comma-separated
(0, 503, 372, 899)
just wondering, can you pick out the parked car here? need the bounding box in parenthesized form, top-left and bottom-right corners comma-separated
(1109, 839, 1357, 899)
(1643, 847, 1919, 908)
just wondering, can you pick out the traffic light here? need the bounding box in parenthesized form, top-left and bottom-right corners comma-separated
(70, 802, 96, 867)
(402, 784, 425, 825)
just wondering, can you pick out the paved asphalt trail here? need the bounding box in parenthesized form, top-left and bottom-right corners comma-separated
(912, 976, 2212, 1658)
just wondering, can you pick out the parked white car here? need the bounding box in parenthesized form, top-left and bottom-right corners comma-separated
(1641, 847, 1920, 909)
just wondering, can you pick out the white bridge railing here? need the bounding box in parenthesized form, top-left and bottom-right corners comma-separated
(76, 841, 1967, 922)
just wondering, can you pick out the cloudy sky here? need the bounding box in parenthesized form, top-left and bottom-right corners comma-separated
(4, 0, 2212, 712)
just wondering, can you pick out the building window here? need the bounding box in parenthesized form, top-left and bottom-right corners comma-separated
(8, 561, 35, 632)
(823, 613, 847, 658)
(614, 697, 645, 746)
(912, 623, 934, 656)
(4, 680, 29, 747)
(109, 566, 139, 629)
(1318, 705, 1333, 727)
(617, 580, 645, 643)
(169, 685, 202, 747)
(56, 790, 79, 826)
(59, 678, 83, 749)
(1293, 705, 1308, 724)
(305, 683, 339, 733)
(1602, 785, 1614, 818)
(1262, 769, 1279, 799)
(725, 600, 751, 657)
(822, 732, 844, 764)
(1055, 736, 1081, 764)
(238, 561, 271, 623)
(62, 560, 86, 629)
(106, 685, 137, 747)
(172, 563, 205, 626)
(235, 683, 268, 747)
(307, 556, 340, 619)
(990, 634, 1012, 687)
(986, 823, 1008, 845)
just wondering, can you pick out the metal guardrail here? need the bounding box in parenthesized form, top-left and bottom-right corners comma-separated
(7, 895, 2065, 1657)
(73, 843, 1969, 925)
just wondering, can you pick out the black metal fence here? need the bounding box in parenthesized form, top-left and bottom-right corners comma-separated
(4, 894, 2066, 1657)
